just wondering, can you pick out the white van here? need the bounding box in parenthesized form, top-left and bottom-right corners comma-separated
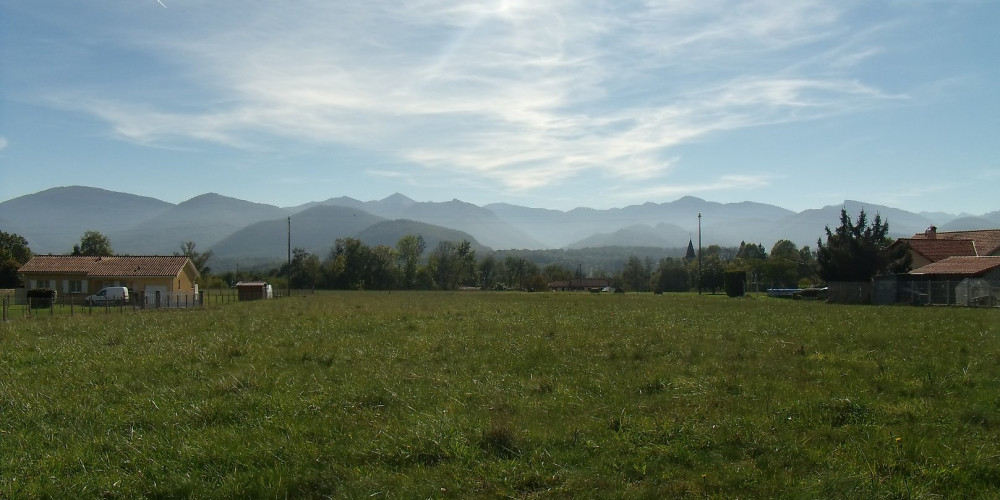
(86, 286, 129, 306)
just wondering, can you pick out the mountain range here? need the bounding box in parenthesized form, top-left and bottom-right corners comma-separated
(2, 186, 998, 268)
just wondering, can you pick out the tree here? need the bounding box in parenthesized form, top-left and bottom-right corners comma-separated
(429, 241, 459, 290)
(816, 208, 900, 282)
(177, 241, 213, 276)
(701, 254, 726, 293)
(328, 238, 371, 290)
(455, 240, 478, 288)
(797, 246, 819, 286)
(732, 241, 768, 291)
(0, 230, 32, 288)
(692, 245, 727, 293)
(621, 255, 650, 292)
(72, 230, 114, 256)
(736, 241, 767, 261)
(282, 247, 321, 288)
(764, 239, 800, 288)
(368, 245, 398, 290)
(653, 258, 689, 293)
(479, 254, 502, 290)
(503, 256, 537, 290)
(395, 234, 425, 290)
(542, 263, 573, 282)
(428, 240, 477, 290)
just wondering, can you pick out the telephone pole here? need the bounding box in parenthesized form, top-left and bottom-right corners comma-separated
(697, 212, 702, 295)
(287, 216, 291, 298)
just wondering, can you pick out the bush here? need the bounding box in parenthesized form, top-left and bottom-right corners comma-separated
(27, 288, 57, 308)
(724, 270, 746, 297)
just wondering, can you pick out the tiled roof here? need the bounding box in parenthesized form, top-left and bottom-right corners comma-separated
(911, 229, 1000, 256)
(909, 256, 1000, 277)
(18, 255, 195, 277)
(901, 238, 978, 262)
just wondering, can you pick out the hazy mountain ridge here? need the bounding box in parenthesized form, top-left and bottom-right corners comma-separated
(0, 186, 173, 252)
(109, 193, 291, 254)
(2, 186, 996, 265)
(309, 195, 543, 249)
(211, 205, 385, 260)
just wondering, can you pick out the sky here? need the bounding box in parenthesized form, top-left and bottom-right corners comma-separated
(1, 1, 998, 215)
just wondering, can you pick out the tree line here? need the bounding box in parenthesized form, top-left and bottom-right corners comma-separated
(1, 208, 910, 293)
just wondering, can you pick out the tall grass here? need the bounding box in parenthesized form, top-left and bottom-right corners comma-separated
(1, 292, 997, 497)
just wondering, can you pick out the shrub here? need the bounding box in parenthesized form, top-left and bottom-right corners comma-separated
(724, 270, 746, 297)
(26, 288, 57, 308)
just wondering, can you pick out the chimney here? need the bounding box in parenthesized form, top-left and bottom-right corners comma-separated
(924, 226, 937, 239)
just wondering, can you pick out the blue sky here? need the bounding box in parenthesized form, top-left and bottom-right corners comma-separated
(1, 1, 997, 214)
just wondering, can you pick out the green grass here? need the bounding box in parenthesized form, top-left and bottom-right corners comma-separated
(1, 292, 998, 498)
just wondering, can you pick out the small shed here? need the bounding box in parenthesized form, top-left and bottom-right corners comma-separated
(235, 281, 272, 301)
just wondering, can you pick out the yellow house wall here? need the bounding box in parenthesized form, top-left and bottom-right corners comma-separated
(910, 253, 932, 270)
(25, 271, 197, 296)
(24, 274, 88, 294)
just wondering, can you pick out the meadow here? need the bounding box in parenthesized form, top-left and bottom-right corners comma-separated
(1, 292, 998, 498)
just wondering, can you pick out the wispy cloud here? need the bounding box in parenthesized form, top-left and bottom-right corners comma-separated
(0, 136, 7, 151)
(42, 1, 901, 199)
(618, 174, 778, 202)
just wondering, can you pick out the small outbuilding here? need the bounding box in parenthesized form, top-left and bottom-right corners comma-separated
(235, 281, 272, 301)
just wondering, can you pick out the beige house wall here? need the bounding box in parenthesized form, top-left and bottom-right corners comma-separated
(24, 268, 198, 296)
(910, 253, 932, 270)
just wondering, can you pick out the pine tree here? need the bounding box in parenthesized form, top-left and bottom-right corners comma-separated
(684, 239, 696, 262)
(816, 208, 900, 282)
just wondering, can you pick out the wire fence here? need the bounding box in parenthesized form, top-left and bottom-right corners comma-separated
(886, 279, 1000, 307)
(1, 288, 316, 322)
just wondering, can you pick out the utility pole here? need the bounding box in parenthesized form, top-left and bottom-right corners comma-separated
(697, 212, 702, 295)
(287, 216, 291, 298)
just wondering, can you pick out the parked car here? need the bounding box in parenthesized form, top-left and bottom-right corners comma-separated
(86, 286, 129, 306)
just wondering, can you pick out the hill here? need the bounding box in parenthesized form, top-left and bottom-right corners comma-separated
(354, 219, 489, 255)
(567, 223, 691, 249)
(3, 186, 998, 265)
(109, 193, 289, 254)
(211, 205, 385, 261)
(316, 195, 542, 249)
(0, 186, 171, 253)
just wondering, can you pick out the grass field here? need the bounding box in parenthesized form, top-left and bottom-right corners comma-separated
(1, 292, 998, 498)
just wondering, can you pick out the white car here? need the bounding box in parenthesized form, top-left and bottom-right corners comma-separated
(87, 286, 129, 306)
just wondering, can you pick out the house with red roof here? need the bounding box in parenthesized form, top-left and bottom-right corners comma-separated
(889, 226, 1000, 270)
(908, 256, 1000, 281)
(18, 255, 200, 300)
(908, 226, 1000, 255)
(876, 227, 1000, 306)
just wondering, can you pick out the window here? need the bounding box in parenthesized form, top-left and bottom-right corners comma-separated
(69, 280, 83, 293)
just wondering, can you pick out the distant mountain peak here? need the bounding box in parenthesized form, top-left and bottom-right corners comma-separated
(382, 192, 415, 204)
